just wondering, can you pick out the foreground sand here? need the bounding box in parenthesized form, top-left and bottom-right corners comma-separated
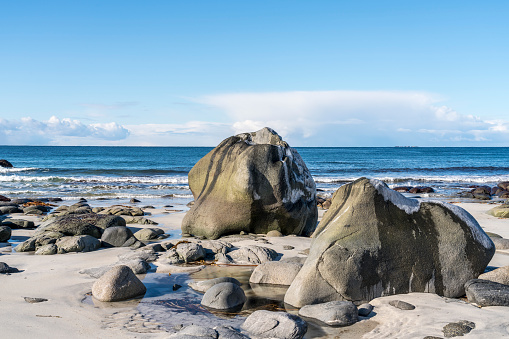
(1, 202, 509, 338)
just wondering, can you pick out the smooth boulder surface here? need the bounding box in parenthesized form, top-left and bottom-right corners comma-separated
(465, 279, 509, 306)
(487, 205, 509, 218)
(491, 238, 509, 250)
(298, 300, 358, 326)
(101, 226, 137, 247)
(92, 265, 147, 302)
(285, 178, 495, 307)
(242, 310, 307, 339)
(201, 282, 246, 310)
(249, 261, 302, 285)
(189, 277, 241, 293)
(37, 213, 126, 235)
(133, 228, 164, 241)
(0, 225, 11, 242)
(182, 127, 317, 239)
(478, 266, 509, 285)
(56, 235, 100, 253)
(0, 159, 13, 167)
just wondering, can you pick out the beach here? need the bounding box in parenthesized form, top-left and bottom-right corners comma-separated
(1, 199, 509, 339)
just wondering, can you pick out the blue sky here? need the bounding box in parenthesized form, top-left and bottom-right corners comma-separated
(1, 1, 508, 146)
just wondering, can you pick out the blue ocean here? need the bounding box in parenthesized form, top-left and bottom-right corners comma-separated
(1, 146, 509, 203)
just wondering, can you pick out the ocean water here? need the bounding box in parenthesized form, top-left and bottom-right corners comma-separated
(1, 146, 508, 202)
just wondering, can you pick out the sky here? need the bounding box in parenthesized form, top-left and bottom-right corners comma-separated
(0, 1, 508, 146)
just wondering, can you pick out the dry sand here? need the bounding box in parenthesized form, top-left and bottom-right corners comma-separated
(1, 202, 509, 338)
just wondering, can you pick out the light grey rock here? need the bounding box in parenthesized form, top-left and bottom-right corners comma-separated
(189, 277, 241, 293)
(56, 235, 101, 253)
(200, 240, 233, 256)
(0, 225, 11, 242)
(298, 300, 358, 326)
(201, 282, 246, 310)
(101, 226, 137, 247)
(358, 303, 373, 316)
(465, 279, 509, 306)
(35, 244, 57, 255)
(285, 178, 495, 307)
(266, 230, 283, 237)
(122, 216, 158, 225)
(214, 326, 249, 339)
(99, 206, 144, 216)
(242, 310, 307, 339)
(15, 237, 37, 252)
(133, 227, 164, 241)
(176, 242, 206, 263)
(249, 261, 302, 285)
(92, 265, 146, 302)
(223, 245, 278, 265)
(37, 213, 125, 235)
(478, 266, 509, 285)
(167, 325, 218, 338)
(118, 250, 158, 263)
(181, 127, 317, 239)
(443, 320, 475, 337)
(389, 300, 416, 310)
(491, 238, 509, 250)
(80, 258, 150, 278)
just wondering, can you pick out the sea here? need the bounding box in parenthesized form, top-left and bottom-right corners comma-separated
(1, 146, 509, 204)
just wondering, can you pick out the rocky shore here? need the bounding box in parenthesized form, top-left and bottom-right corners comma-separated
(2, 130, 509, 338)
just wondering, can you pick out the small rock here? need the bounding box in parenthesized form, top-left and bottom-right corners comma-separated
(298, 300, 358, 326)
(133, 228, 165, 241)
(92, 265, 147, 302)
(130, 198, 141, 203)
(35, 244, 57, 255)
(175, 242, 206, 263)
(266, 230, 283, 237)
(0, 225, 12, 242)
(172, 284, 182, 291)
(56, 235, 100, 253)
(0, 159, 13, 168)
(242, 310, 307, 339)
(1, 219, 35, 229)
(201, 282, 246, 310)
(189, 277, 242, 293)
(443, 320, 475, 338)
(283, 245, 295, 250)
(0, 262, 20, 274)
(389, 300, 415, 310)
(358, 303, 374, 316)
(167, 325, 218, 338)
(478, 266, 509, 285)
(465, 279, 509, 306)
(24, 297, 48, 303)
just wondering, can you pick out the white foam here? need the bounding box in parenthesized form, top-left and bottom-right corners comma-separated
(0, 175, 189, 184)
(370, 179, 421, 214)
(0, 167, 39, 173)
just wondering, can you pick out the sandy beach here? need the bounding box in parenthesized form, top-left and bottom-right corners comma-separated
(1, 200, 508, 339)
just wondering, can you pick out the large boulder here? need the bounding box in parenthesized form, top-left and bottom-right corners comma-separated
(284, 178, 495, 307)
(201, 282, 246, 310)
(249, 261, 303, 285)
(181, 127, 317, 239)
(56, 235, 101, 253)
(92, 265, 146, 302)
(101, 226, 138, 248)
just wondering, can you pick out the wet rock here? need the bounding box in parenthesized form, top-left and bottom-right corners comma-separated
(0, 195, 11, 202)
(285, 178, 495, 307)
(478, 266, 509, 285)
(1, 219, 35, 229)
(92, 265, 147, 302)
(0, 159, 13, 168)
(409, 186, 434, 194)
(498, 181, 509, 190)
(36, 215, 108, 238)
(189, 277, 242, 293)
(242, 310, 307, 339)
(0, 225, 11, 242)
(130, 198, 140, 203)
(389, 300, 415, 310)
(218, 245, 278, 265)
(201, 282, 246, 310)
(443, 320, 475, 337)
(133, 227, 165, 241)
(182, 127, 317, 239)
(393, 186, 412, 193)
(23, 205, 52, 215)
(35, 244, 57, 255)
(299, 300, 358, 326)
(465, 279, 509, 306)
(49, 202, 93, 216)
(24, 297, 48, 303)
(249, 261, 302, 285)
(358, 303, 374, 316)
(101, 226, 137, 248)
(56, 235, 101, 253)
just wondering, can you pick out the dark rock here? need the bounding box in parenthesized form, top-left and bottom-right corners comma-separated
(498, 181, 509, 190)
(298, 300, 358, 326)
(472, 193, 491, 200)
(182, 127, 317, 239)
(0, 195, 10, 202)
(130, 198, 140, 203)
(10, 199, 32, 205)
(472, 186, 491, 195)
(393, 186, 412, 193)
(0, 225, 12, 242)
(0, 159, 13, 168)
(499, 191, 509, 199)
(1, 219, 35, 229)
(172, 284, 182, 291)
(0, 206, 23, 214)
(409, 186, 435, 194)
(101, 226, 137, 247)
(465, 279, 509, 306)
(285, 178, 495, 307)
(92, 265, 146, 302)
(0, 262, 20, 274)
(358, 303, 374, 316)
(443, 320, 475, 337)
(37, 213, 125, 236)
(24, 297, 48, 303)
(491, 187, 502, 196)
(201, 282, 246, 310)
(389, 300, 415, 310)
(242, 310, 307, 339)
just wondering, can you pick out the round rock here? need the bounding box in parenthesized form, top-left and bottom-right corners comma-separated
(298, 300, 358, 326)
(92, 265, 147, 302)
(201, 282, 246, 310)
(242, 310, 307, 339)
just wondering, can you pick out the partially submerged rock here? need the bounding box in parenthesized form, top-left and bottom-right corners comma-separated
(285, 178, 495, 307)
(80, 258, 151, 278)
(182, 127, 317, 239)
(92, 265, 146, 302)
(201, 282, 246, 310)
(242, 310, 307, 339)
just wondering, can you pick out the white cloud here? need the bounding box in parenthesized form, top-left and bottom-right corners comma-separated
(0, 116, 130, 145)
(199, 90, 509, 146)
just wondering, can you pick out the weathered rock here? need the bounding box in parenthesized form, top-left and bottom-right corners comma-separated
(175, 242, 206, 263)
(167, 325, 218, 338)
(498, 181, 509, 190)
(24, 297, 48, 303)
(15, 238, 37, 252)
(99, 206, 144, 216)
(491, 238, 509, 250)
(389, 300, 415, 310)
(189, 277, 242, 293)
(199, 240, 233, 256)
(409, 186, 435, 194)
(285, 178, 495, 307)
(465, 279, 509, 306)
(35, 244, 57, 255)
(0, 206, 23, 214)
(92, 265, 146, 302)
(0, 159, 13, 168)
(80, 258, 150, 278)
(0, 262, 20, 274)
(133, 227, 164, 241)
(214, 326, 249, 339)
(56, 235, 101, 253)
(249, 261, 302, 285)
(218, 245, 278, 265)
(298, 300, 358, 326)
(0, 225, 11, 242)
(182, 127, 317, 239)
(478, 266, 509, 285)
(118, 250, 158, 263)
(487, 205, 509, 218)
(1, 219, 35, 229)
(443, 320, 475, 337)
(242, 310, 307, 339)
(357, 303, 373, 316)
(0, 195, 11, 202)
(100, 226, 137, 247)
(201, 282, 246, 310)
(122, 216, 158, 225)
